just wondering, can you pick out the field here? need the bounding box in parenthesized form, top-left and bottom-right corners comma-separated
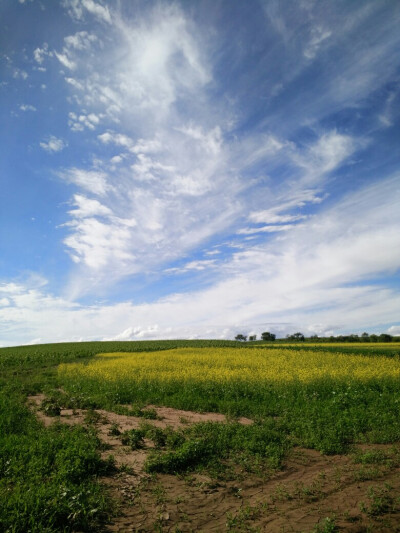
(1, 340, 400, 531)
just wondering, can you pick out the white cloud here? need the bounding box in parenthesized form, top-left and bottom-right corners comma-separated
(58, 168, 110, 195)
(63, 217, 135, 270)
(177, 126, 222, 156)
(388, 325, 400, 336)
(68, 112, 101, 131)
(63, 173, 399, 330)
(13, 68, 28, 80)
(304, 26, 332, 59)
(33, 43, 52, 64)
(378, 92, 396, 128)
(29, 0, 397, 312)
(1, 172, 400, 346)
(238, 224, 298, 235)
(105, 325, 160, 341)
(82, 0, 111, 23)
(40, 136, 67, 153)
(98, 131, 133, 148)
(64, 31, 98, 50)
(110, 155, 124, 164)
(55, 52, 76, 70)
(130, 138, 162, 154)
(19, 104, 37, 112)
(68, 194, 112, 218)
(293, 131, 356, 180)
(258, 1, 400, 142)
(249, 212, 307, 224)
(0, 282, 24, 294)
(55, 31, 99, 75)
(102, 4, 211, 116)
(65, 78, 84, 90)
(165, 259, 217, 275)
(63, 0, 111, 24)
(3, 0, 400, 346)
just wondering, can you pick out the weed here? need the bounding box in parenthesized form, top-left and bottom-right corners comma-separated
(313, 517, 338, 532)
(121, 429, 145, 450)
(226, 504, 262, 532)
(294, 480, 324, 503)
(270, 484, 293, 503)
(352, 466, 382, 481)
(0, 390, 113, 531)
(108, 423, 121, 436)
(145, 426, 168, 448)
(41, 397, 61, 416)
(353, 449, 390, 465)
(144, 420, 289, 475)
(152, 482, 167, 504)
(141, 407, 158, 420)
(360, 484, 396, 516)
(118, 462, 134, 474)
(84, 409, 102, 425)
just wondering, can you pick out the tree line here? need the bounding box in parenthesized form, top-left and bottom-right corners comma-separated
(234, 332, 397, 343)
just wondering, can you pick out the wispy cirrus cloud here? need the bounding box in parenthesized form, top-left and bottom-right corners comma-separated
(40, 2, 398, 295)
(1, 174, 400, 346)
(2, 0, 399, 346)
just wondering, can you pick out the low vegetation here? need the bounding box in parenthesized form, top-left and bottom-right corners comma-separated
(1, 340, 400, 531)
(59, 346, 400, 453)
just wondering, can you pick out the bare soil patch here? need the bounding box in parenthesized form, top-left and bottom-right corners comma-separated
(28, 395, 400, 532)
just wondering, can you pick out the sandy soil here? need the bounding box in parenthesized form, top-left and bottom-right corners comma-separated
(28, 395, 400, 532)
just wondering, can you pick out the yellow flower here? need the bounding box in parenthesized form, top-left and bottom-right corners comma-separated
(58, 347, 400, 387)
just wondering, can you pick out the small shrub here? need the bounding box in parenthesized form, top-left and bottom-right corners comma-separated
(145, 439, 213, 473)
(121, 429, 145, 450)
(108, 423, 121, 436)
(145, 426, 168, 448)
(84, 409, 102, 425)
(141, 408, 158, 420)
(41, 397, 61, 417)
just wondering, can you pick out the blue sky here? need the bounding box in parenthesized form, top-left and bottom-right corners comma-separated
(1, 0, 400, 346)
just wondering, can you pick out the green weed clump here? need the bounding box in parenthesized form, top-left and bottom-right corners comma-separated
(313, 517, 338, 533)
(0, 389, 114, 532)
(113, 403, 158, 419)
(121, 428, 146, 450)
(144, 420, 290, 474)
(360, 484, 397, 517)
(41, 396, 62, 416)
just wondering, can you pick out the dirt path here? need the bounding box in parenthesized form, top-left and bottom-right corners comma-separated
(28, 395, 400, 532)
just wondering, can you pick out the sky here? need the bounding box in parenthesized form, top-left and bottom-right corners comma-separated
(0, 0, 400, 346)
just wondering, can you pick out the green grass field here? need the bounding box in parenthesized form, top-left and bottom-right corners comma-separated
(1, 340, 400, 531)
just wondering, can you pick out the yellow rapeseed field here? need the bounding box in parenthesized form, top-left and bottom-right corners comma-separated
(58, 347, 400, 386)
